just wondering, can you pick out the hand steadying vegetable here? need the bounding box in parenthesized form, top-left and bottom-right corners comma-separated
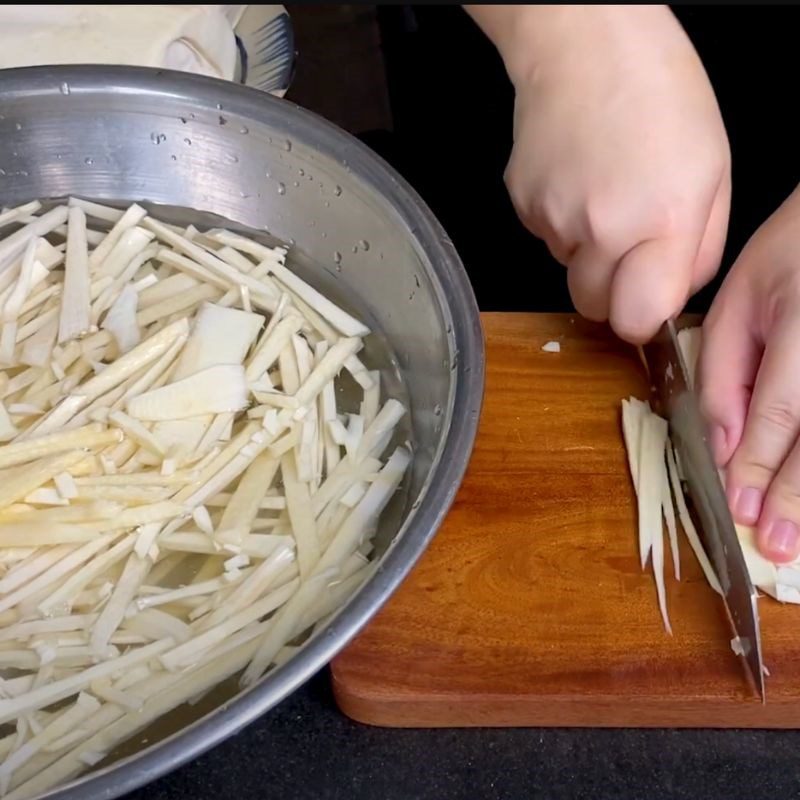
(700, 186, 800, 564)
(466, 4, 731, 343)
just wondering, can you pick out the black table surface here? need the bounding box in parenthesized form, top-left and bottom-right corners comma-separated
(129, 6, 800, 798)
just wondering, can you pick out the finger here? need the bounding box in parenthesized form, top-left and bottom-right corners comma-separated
(726, 311, 800, 529)
(564, 244, 616, 322)
(691, 173, 732, 294)
(697, 275, 761, 467)
(757, 442, 800, 563)
(607, 234, 699, 344)
(503, 163, 579, 267)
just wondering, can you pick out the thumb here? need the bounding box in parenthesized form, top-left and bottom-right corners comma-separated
(608, 235, 698, 344)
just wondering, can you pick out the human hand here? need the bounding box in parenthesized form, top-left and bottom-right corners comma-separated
(467, 4, 731, 343)
(699, 186, 800, 564)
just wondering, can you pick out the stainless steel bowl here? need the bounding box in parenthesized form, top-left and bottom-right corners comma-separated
(0, 65, 484, 799)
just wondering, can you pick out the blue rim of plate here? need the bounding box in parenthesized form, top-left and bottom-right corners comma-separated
(235, 8, 295, 97)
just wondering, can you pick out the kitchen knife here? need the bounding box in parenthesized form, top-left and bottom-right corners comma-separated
(642, 319, 765, 702)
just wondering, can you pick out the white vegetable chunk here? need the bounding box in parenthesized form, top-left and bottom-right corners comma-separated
(101, 283, 140, 354)
(127, 364, 250, 420)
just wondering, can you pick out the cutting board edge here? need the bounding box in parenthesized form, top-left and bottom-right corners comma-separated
(331, 676, 796, 729)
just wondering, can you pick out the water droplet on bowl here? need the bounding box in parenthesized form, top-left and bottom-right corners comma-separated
(60, 82, 70, 96)
(276, 182, 286, 196)
(265, 170, 271, 179)
(216, 102, 223, 110)
(183, 138, 192, 146)
(170, 155, 177, 162)
(180, 117, 187, 124)
(323, 201, 330, 208)
(14, 123, 21, 131)
(219, 115, 227, 126)
(84, 157, 94, 166)
(0, 169, 6, 177)
(358, 239, 370, 251)
(333, 251, 342, 267)
(298, 168, 305, 177)
(224, 153, 239, 164)
(239, 126, 249, 135)
(284, 139, 292, 152)
(333, 185, 342, 197)
(434, 404, 443, 417)
(150, 132, 166, 145)
(292, 181, 300, 188)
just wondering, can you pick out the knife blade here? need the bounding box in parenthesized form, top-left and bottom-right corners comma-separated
(642, 320, 765, 702)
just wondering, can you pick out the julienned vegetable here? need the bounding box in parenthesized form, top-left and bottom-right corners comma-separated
(0, 198, 411, 798)
(622, 326, 800, 637)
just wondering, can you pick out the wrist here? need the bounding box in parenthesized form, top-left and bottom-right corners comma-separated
(467, 4, 677, 89)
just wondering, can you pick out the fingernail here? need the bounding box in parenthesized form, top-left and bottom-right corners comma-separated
(709, 425, 728, 466)
(765, 520, 800, 563)
(731, 486, 762, 525)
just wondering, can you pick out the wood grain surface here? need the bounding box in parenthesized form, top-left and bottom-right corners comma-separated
(330, 313, 800, 729)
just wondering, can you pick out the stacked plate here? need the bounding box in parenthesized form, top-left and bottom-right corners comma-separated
(234, 4, 295, 97)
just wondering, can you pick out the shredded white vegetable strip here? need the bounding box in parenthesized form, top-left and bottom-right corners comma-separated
(619, 324, 799, 638)
(0, 200, 411, 797)
(57, 208, 91, 344)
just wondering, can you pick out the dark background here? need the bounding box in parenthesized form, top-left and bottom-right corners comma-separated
(128, 6, 800, 799)
(290, 4, 800, 315)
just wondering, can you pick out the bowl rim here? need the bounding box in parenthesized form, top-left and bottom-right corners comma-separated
(0, 63, 485, 800)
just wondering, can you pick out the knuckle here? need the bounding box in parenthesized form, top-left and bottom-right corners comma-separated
(581, 197, 619, 249)
(641, 198, 686, 238)
(536, 188, 570, 233)
(754, 401, 800, 436)
(503, 171, 527, 220)
(769, 474, 800, 508)
(729, 456, 774, 492)
(698, 391, 723, 426)
(504, 169, 549, 240)
(581, 195, 686, 254)
(546, 238, 575, 267)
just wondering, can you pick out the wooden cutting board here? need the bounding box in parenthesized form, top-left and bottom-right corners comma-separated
(330, 312, 800, 729)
